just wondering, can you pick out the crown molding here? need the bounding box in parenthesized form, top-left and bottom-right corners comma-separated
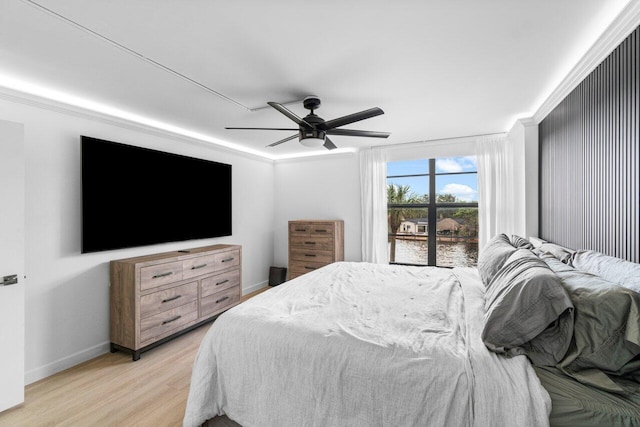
(534, 0, 640, 123)
(0, 85, 277, 163)
(0, 85, 366, 163)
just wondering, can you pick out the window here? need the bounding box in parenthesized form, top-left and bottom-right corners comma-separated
(387, 156, 478, 267)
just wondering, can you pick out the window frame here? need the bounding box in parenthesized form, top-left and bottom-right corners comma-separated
(387, 158, 478, 266)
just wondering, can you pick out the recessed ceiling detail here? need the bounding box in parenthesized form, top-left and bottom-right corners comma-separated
(1, 0, 635, 159)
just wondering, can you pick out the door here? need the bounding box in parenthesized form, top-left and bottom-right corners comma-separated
(0, 120, 25, 412)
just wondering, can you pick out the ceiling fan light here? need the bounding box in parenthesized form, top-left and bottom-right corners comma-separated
(299, 129, 326, 148)
(300, 137, 325, 148)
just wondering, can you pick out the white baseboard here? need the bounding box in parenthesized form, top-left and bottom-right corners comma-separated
(25, 281, 269, 385)
(25, 341, 110, 385)
(243, 280, 269, 295)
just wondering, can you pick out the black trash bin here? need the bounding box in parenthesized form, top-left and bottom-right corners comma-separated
(268, 266, 287, 286)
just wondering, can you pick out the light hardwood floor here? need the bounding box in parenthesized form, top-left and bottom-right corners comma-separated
(0, 286, 270, 427)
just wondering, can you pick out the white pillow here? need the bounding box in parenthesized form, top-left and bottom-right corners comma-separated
(528, 236, 547, 248)
(571, 250, 640, 293)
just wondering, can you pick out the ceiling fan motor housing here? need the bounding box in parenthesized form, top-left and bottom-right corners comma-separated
(299, 128, 326, 140)
(299, 112, 327, 147)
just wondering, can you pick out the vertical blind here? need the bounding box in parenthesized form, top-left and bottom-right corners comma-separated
(539, 26, 639, 263)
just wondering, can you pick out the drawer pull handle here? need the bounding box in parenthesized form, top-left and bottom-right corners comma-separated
(304, 254, 317, 257)
(216, 296, 229, 304)
(295, 228, 306, 232)
(315, 229, 328, 233)
(221, 257, 234, 263)
(162, 315, 181, 325)
(191, 264, 207, 270)
(161, 295, 181, 303)
(153, 272, 173, 279)
(304, 266, 316, 270)
(304, 241, 316, 245)
(216, 279, 229, 286)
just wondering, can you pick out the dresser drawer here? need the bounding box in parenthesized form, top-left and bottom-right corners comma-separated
(290, 249, 334, 264)
(289, 222, 312, 234)
(212, 249, 240, 270)
(140, 261, 183, 291)
(200, 286, 241, 317)
(309, 223, 335, 236)
(201, 269, 240, 298)
(140, 281, 198, 319)
(289, 222, 336, 236)
(289, 260, 329, 277)
(290, 235, 334, 251)
(182, 250, 240, 280)
(183, 254, 217, 279)
(140, 300, 198, 344)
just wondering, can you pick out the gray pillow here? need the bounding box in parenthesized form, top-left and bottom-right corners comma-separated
(509, 234, 534, 249)
(571, 250, 640, 293)
(482, 249, 574, 366)
(477, 233, 517, 287)
(534, 242, 575, 264)
(547, 264, 640, 394)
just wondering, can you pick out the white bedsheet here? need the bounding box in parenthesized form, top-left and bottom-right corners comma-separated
(183, 262, 550, 427)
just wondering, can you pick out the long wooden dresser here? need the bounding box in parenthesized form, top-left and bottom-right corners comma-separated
(110, 244, 241, 360)
(288, 220, 344, 280)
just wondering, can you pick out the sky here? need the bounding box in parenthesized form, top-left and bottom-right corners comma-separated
(387, 156, 478, 202)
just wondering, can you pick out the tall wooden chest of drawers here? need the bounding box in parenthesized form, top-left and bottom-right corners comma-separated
(288, 220, 344, 280)
(110, 244, 241, 360)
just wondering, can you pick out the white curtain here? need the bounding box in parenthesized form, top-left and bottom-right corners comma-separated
(359, 148, 388, 263)
(476, 135, 514, 251)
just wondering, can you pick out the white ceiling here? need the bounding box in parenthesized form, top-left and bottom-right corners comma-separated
(0, 0, 633, 159)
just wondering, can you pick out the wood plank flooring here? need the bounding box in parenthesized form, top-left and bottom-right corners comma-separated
(0, 286, 270, 427)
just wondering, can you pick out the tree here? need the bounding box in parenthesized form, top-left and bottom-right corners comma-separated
(387, 184, 422, 262)
(453, 208, 479, 238)
(436, 193, 457, 203)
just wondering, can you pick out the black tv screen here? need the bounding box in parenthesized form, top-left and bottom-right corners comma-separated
(81, 136, 232, 253)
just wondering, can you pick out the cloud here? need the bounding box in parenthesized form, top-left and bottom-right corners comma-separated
(436, 158, 463, 172)
(460, 156, 477, 168)
(435, 156, 477, 173)
(440, 183, 477, 201)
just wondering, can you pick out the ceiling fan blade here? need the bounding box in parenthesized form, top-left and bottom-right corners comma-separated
(323, 136, 338, 150)
(320, 107, 384, 130)
(267, 102, 314, 129)
(326, 129, 390, 138)
(267, 134, 298, 148)
(226, 127, 298, 131)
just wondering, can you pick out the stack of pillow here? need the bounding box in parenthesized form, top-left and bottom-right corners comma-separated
(479, 233, 640, 394)
(478, 234, 575, 366)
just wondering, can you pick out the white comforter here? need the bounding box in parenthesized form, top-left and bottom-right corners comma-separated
(183, 262, 550, 427)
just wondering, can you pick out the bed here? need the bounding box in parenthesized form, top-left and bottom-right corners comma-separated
(183, 234, 640, 427)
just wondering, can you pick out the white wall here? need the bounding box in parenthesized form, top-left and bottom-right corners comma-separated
(273, 153, 362, 268)
(507, 118, 539, 238)
(0, 95, 276, 384)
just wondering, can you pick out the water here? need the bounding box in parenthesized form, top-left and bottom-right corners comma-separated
(391, 239, 478, 267)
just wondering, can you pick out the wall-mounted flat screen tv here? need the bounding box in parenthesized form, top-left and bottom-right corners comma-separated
(81, 136, 232, 253)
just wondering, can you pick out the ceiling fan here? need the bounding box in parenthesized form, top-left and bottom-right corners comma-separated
(226, 96, 390, 150)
